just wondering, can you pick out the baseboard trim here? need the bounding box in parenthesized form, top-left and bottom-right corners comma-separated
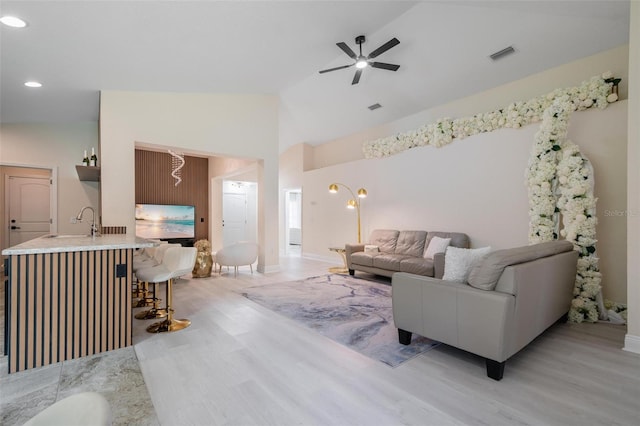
(302, 253, 335, 264)
(623, 333, 640, 354)
(258, 264, 280, 274)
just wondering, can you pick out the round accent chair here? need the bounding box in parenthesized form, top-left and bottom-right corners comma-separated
(215, 241, 259, 276)
(23, 392, 112, 426)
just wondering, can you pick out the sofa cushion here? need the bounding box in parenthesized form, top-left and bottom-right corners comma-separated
(369, 229, 400, 253)
(427, 231, 470, 249)
(468, 240, 574, 291)
(350, 252, 376, 267)
(442, 246, 492, 282)
(400, 257, 434, 276)
(395, 231, 428, 257)
(373, 253, 412, 271)
(424, 236, 451, 259)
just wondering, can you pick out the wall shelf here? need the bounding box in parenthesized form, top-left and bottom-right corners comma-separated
(75, 165, 100, 182)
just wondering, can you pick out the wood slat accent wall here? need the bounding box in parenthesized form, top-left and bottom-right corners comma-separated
(135, 150, 208, 241)
(6, 249, 133, 373)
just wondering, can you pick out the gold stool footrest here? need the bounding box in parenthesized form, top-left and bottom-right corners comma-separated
(135, 308, 167, 320)
(134, 297, 156, 308)
(146, 318, 191, 333)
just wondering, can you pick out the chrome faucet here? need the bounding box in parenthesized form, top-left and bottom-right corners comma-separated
(76, 206, 99, 237)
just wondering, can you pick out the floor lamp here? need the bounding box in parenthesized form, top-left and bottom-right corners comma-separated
(329, 183, 368, 243)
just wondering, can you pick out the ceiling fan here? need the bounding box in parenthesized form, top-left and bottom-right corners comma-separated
(319, 35, 400, 85)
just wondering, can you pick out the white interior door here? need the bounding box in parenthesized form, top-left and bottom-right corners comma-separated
(8, 176, 52, 246)
(222, 192, 247, 247)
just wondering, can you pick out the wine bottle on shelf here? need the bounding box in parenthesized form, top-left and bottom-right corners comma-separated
(90, 147, 98, 167)
(82, 150, 89, 166)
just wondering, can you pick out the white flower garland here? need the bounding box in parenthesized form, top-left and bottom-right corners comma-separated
(363, 74, 616, 158)
(363, 72, 623, 323)
(528, 98, 603, 323)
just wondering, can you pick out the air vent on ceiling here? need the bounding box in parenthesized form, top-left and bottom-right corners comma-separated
(489, 45, 515, 61)
(368, 103, 382, 111)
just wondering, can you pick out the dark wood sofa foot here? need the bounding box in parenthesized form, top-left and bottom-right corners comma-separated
(348, 269, 354, 276)
(486, 359, 505, 381)
(398, 329, 412, 345)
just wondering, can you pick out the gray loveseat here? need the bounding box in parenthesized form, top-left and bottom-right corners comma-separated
(392, 240, 578, 380)
(345, 229, 469, 278)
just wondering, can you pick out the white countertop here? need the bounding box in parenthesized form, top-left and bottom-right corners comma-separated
(2, 234, 156, 255)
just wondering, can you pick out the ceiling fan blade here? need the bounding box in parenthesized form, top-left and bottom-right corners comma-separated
(370, 62, 400, 71)
(337, 42, 358, 59)
(319, 64, 354, 74)
(352, 69, 362, 85)
(367, 37, 400, 59)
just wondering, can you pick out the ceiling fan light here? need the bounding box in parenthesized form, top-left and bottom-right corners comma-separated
(355, 59, 368, 69)
(0, 16, 27, 28)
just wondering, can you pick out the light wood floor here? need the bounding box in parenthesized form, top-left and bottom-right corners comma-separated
(132, 254, 640, 426)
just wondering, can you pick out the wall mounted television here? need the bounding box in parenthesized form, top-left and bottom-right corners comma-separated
(135, 204, 195, 240)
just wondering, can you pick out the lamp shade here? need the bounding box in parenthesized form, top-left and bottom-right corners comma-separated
(357, 188, 367, 198)
(328, 183, 339, 193)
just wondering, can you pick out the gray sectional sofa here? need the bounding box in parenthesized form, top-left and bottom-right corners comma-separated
(392, 240, 578, 380)
(345, 229, 470, 278)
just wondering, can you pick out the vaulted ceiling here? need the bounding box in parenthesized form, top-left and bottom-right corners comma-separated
(0, 1, 630, 153)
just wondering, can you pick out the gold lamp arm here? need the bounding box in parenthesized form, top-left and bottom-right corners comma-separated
(329, 182, 367, 244)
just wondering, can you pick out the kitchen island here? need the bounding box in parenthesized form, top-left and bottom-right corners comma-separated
(2, 234, 154, 373)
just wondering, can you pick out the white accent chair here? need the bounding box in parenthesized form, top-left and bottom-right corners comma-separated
(216, 241, 259, 276)
(135, 246, 197, 333)
(23, 392, 112, 426)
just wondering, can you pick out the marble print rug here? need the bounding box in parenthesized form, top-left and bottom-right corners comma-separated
(241, 274, 439, 367)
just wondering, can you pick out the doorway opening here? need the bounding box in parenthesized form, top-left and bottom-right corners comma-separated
(284, 189, 302, 256)
(1, 165, 56, 272)
(222, 180, 257, 247)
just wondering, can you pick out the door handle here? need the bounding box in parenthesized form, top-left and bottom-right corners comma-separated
(10, 226, 20, 230)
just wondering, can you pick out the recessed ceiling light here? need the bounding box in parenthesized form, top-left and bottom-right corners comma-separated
(24, 81, 42, 88)
(0, 16, 27, 28)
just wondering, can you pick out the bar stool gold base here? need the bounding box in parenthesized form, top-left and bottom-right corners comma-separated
(134, 297, 156, 308)
(135, 308, 167, 320)
(146, 318, 191, 333)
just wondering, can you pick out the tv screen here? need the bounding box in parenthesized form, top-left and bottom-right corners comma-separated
(135, 204, 195, 239)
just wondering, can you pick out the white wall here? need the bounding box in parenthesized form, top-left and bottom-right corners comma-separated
(0, 122, 100, 235)
(302, 101, 627, 304)
(625, 2, 640, 353)
(312, 45, 629, 169)
(99, 91, 279, 271)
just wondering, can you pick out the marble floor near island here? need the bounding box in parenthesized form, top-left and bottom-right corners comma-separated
(2, 253, 640, 425)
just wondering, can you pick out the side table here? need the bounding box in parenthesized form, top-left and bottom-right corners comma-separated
(328, 247, 348, 274)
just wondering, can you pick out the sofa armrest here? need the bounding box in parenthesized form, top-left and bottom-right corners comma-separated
(433, 252, 446, 279)
(392, 272, 515, 362)
(345, 243, 364, 269)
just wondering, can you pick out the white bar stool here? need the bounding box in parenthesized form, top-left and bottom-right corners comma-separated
(135, 246, 197, 333)
(133, 243, 179, 308)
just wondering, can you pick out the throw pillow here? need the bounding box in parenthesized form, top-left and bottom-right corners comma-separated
(442, 246, 492, 282)
(364, 245, 379, 253)
(423, 236, 451, 259)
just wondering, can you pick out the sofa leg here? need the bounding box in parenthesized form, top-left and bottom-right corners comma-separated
(348, 269, 354, 276)
(398, 329, 412, 345)
(486, 359, 505, 381)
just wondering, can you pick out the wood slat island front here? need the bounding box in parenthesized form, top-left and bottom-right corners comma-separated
(2, 235, 154, 373)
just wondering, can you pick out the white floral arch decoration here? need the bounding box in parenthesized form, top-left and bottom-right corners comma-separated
(363, 73, 623, 323)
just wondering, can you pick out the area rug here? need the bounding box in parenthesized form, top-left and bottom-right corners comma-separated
(241, 274, 439, 367)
